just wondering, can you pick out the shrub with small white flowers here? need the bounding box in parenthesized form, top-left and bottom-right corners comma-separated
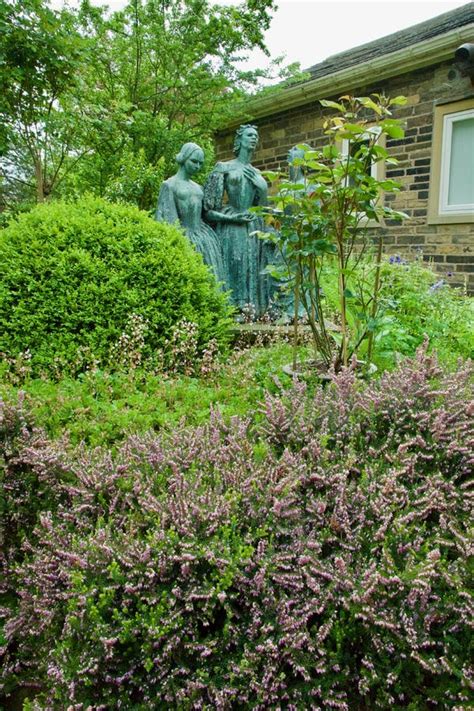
(109, 313, 149, 372)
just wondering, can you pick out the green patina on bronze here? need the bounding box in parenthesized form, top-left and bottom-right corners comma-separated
(281, 144, 315, 319)
(155, 142, 225, 284)
(288, 144, 311, 185)
(204, 125, 274, 316)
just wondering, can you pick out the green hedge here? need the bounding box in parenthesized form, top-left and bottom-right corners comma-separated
(0, 196, 231, 374)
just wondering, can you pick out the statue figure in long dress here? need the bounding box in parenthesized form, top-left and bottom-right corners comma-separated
(283, 144, 317, 320)
(155, 142, 225, 284)
(288, 143, 312, 186)
(203, 124, 273, 316)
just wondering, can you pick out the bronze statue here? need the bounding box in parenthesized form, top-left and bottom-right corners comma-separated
(155, 142, 224, 283)
(288, 143, 311, 185)
(204, 125, 272, 316)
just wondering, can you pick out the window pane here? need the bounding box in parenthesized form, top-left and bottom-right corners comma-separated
(448, 117, 474, 206)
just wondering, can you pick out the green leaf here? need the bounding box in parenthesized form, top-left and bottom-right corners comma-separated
(371, 145, 388, 159)
(251, 230, 269, 240)
(300, 149, 320, 160)
(262, 171, 281, 182)
(390, 96, 408, 106)
(309, 239, 337, 255)
(322, 145, 339, 160)
(381, 120, 405, 139)
(358, 97, 383, 116)
(377, 180, 401, 190)
(265, 265, 289, 280)
(320, 99, 345, 111)
(341, 123, 365, 134)
(280, 182, 306, 192)
(306, 161, 329, 171)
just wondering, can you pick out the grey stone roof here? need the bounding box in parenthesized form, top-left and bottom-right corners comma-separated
(307, 2, 474, 79)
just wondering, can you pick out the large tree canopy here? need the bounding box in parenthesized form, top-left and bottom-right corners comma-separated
(0, 0, 288, 211)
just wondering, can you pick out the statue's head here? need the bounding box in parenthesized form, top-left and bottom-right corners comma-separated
(176, 142, 205, 175)
(288, 144, 311, 165)
(233, 124, 259, 156)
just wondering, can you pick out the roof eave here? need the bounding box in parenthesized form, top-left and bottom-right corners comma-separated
(220, 24, 474, 131)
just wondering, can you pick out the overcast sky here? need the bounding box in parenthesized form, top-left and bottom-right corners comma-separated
(54, 0, 470, 74)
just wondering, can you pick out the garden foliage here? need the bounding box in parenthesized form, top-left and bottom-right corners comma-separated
(319, 257, 474, 369)
(0, 0, 285, 210)
(0, 196, 231, 375)
(258, 94, 408, 371)
(0, 259, 471, 448)
(376, 258, 474, 365)
(1, 347, 472, 709)
(0, 341, 311, 448)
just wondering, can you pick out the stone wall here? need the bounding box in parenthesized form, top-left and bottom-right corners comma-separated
(215, 60, 474, 292)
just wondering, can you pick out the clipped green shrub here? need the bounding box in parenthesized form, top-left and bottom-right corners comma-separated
(0, 196, 231, 375)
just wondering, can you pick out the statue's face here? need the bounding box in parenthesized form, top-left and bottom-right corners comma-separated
(185, 149, 204, 175)
(288, 147, 305, 164)
(240, 127, 258, 151)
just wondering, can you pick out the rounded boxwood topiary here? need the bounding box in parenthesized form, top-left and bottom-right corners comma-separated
(0, 196, 232, 374)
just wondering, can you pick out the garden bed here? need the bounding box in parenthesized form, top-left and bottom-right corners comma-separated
(1, 347, 472, 709)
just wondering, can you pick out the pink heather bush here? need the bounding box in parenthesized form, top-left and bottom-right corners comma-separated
(0, 394, 70, 570)
(1, 347, 473, 709)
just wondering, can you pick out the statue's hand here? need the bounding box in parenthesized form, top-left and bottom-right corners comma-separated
(232, 211, 254, 224)
(243, 165, 267, 192)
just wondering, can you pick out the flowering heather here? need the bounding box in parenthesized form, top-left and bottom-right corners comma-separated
(1, 347, 473, 709)
(0, 395, 70, 569)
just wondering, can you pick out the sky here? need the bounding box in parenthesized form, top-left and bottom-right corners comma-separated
(53, 0, 470, 75)
(220, 0, 470, 75)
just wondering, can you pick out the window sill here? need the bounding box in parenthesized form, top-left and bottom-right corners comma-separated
(427, 212, 474, 225)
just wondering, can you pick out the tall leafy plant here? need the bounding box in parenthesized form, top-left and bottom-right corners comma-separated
(260, 94, 407, 371)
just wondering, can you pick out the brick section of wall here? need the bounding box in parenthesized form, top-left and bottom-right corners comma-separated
(215, 62, 474, 292)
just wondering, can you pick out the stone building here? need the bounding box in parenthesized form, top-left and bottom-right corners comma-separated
(215, 3, 474, 291)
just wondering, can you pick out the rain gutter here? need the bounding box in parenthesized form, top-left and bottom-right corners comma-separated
(220, 24, 474, 130)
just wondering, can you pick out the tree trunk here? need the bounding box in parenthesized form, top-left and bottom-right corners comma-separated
(34, 158, 44, 203)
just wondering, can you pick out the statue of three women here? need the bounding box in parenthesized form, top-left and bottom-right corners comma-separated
(155, 124, 274, 317)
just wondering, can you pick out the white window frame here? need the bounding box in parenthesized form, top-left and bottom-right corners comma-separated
(428, 98, 474, 225)
(438, 108, 474, 216)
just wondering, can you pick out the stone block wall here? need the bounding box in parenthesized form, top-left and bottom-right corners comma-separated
(215, 61, 474, 292)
